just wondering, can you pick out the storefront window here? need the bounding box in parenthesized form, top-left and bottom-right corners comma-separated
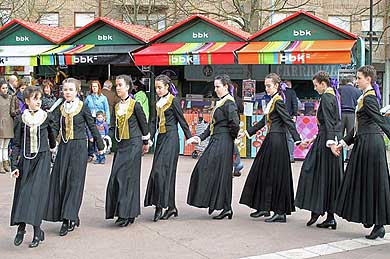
(361, 16, 384, 44)
(75, 12, 95, 28)
(39, 13, 59, 27)
(328, 16, 351, 31)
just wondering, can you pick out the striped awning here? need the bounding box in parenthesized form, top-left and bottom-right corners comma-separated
(237, 40, 356, 64)
(40, 44, 142, 65)
(133, 42, 246, 66)
(0, 45, 55, 66)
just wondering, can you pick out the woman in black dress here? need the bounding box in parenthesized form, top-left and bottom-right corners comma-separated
(10, 86, 56, 248)
(44, 78, 105, 236)
(335, 65, 390, 239)
(295, 71, 343, 229)
(105, 75, 150, 227)
(144, 74, 192, 222)
(239, 73, 301, 223)
(187, 74, 240, 220)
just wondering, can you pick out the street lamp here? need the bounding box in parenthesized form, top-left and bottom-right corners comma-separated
(369, 0, 373, 65)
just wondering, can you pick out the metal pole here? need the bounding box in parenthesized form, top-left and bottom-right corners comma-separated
(369, 0, 373, 65)
(108, 64, 111, 80)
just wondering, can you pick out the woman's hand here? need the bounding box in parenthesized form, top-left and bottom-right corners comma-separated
(330, 144, 342, 157)
(237, 132, 245, 139)
(143, 144, 150, 154)
(11, 169, 19, 178)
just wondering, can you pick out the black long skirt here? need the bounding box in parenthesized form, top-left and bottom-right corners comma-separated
(106, 137, 142, 219)
(335, 133, 390, 225)
(144, 130, 179, 208)
(187, 132, 234, 213)
(44, 139, 88, 222)
(295, 131, 343, 214)
(240, 132, 295, 215)
(11, 151, 51, 227)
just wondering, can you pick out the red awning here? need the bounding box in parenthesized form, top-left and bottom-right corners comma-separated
(133, 42, 246, 66)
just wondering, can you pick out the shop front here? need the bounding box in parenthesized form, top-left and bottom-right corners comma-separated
(237, 10, 359, 159)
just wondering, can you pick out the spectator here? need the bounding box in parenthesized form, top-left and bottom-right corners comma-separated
(132, 79, 150, 121)
(94, 111, 109, 164)
(231, 82, 244, 177)
(284, 80, 298, 163)
(338, 75, 362, 162)
(7, 75, 18, 95)
(41, 80, 57, 112)
(10, 78, 28, 118)
(101, 80, 120, 123)
(0, 79, 13, 174)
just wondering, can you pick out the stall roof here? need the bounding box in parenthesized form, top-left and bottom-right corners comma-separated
(250, 10, 358, 41)
(60, 17, 158, 44)
(0, 19, 73, 45)
(149, 14, 251, 43)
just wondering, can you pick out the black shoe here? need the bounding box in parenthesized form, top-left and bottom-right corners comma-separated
(118, 218, 134, 227)
(366, 225, 386, 239)
(68, 217, 80, 232)
(233, 171, 241, 177)
(161, 207, 178, 220)
(115, 217, 126, 225)
(212, 209, 233, 220)
(363, 223, 374, 228)
(290, 160, 295, 163)
(29, 230, 45, 248)
(306, 213, 320, 226)
(153, 207, 162, 222)
(14, 229, 26, 246)
(316, 219, 337, 230)
(59, 221, 69, 236)
(265, 213, 286, 223)
(250, 210, 270, 218)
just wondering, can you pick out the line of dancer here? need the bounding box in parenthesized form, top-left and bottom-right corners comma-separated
(8, 65, 390, 249)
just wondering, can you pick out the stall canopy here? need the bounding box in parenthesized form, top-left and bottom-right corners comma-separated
(42, 17, 157, 65)
(134, 15, 250, 66)
(238, 11, 358, 65)
(0, 19, 73, 66)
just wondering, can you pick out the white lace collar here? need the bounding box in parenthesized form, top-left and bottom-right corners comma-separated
(22, 109, 47, 128)
(117, 98, 130, 116)
(264, 93, 279, 115)
(63, 97, 81, 114)
(156, 93, 171, 108)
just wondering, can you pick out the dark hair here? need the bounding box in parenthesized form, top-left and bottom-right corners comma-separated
(155, 74, 177, 96)
(358, 65, 381, 104)
(340, 75, 355, 85)
(96, 111, 105, 117)
(17, 78, 29, 90)
(23, 86, 43, 102)
(357, 65, 377, 83)
(312, 71, 331, 87)
(89, 80, 102, 95)
(0, 79, 7, 87)
(133, 79, 146, 92)
(215, 74, 233, 95)
(116, 75, 133, 88)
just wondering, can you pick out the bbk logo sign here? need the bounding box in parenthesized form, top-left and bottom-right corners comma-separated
(15, 36, 30, 42)
(280, 53, 311, 63)
(74, 55, 98, 64)
(192, 32, 209, 39)
(97, 35, 113, 41)
(293, 30, 312, 37)
(0, 57, 9, 64)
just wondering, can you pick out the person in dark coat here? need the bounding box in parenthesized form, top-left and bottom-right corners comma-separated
(335, 65, 390, 239)
(338, 75, 362, 161)
(44, 78, 105, 237)
(284, 80, 298, 163)
(232, 82, 244, 177)
(144, 74, 192, 222)
(10, 86, 56, 248)
(41, 80, 57, 112)
(187, 74, 240, 220)
(239, 73, 302, 223)
(295, 71, 343, 230)
(105, 75, 150, 227)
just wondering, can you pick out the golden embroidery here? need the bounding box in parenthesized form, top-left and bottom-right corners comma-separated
(115, 99, 136, 140)
(60, 101, 83, 141)
(210, 95, 235, 135)
(156, 94, 174, 134)
(266, 95, 283, 127)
